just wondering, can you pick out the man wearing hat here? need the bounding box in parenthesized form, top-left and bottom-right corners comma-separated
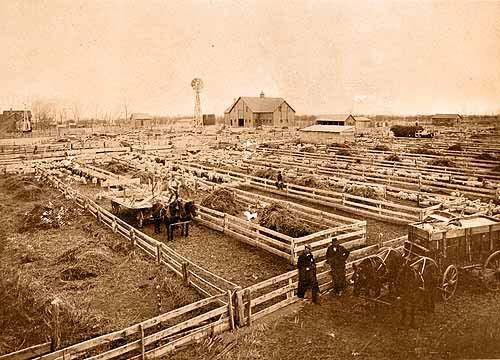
(297, 244, 320, 304)
(326, 237, 350, 296)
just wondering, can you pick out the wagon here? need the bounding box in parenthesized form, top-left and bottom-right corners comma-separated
(107, 194, 170, 228)
(404, 213, 500, 300)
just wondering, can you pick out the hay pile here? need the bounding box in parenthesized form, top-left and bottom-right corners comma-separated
(258, 202, 318, 238)
(343, 184, 385, 200)
(292, 175, 328, 189)
(252, 167, 277, 179)
(104, 160, 129, 175)
(20, 201, 76, 232)
(476, 152, 497, 161)
(429, 158, 456, 168)
(448, 144, 463, 151)
(385, 153, 401, 162)
(57, 242, 115, 281)
(200, 188, 245, 216)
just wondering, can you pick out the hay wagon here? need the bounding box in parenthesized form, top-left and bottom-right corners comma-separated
(404, 213, 500, 300)
(108, 194, 170, 228)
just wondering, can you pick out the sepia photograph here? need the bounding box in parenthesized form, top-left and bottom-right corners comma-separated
(0, 0, 499, 359)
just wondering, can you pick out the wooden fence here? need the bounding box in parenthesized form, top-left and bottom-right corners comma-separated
(193, 178, 366, 265)
(235, 235, 408, 327)
(3, 166, 410, 359)
(180, 162, 434, 224)
(41, 170, 239, 298)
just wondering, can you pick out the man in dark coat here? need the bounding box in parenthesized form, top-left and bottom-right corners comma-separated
(276, 171, 284, 190)
(326, 237, 350, 296)
(152, 203, 165, 234)
(297, 245, 320, 304)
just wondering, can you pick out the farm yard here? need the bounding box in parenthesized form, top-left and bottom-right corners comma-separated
(1, 122, 500, 360)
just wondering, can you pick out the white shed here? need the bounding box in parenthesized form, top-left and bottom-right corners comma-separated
(299, 125, 355, 144)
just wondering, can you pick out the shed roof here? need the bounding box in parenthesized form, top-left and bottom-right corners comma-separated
(225, 96, 296, 114)
(316, 114, 354, 122)
(299, 125, 355, 133)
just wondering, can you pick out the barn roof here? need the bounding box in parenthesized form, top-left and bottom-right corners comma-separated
(225, 96, 296, 114)
(299, 125, 355, 133)
(316, 114, 355, 122)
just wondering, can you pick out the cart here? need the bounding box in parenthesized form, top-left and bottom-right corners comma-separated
(404, 213, 500, 300)
(108, 194, 170, 228)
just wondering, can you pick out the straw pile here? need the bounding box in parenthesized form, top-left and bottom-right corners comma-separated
(343, 184, 385, 200)
(251, 167, 277, 179)
(56, 242, 115, 281)
(429, 158, 456, 168)
(20, 201, 77, 232)
(200, 188, 245, 216)
(258, 202, 318, 238)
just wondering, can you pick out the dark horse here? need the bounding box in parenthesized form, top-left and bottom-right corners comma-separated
(394, 257, 439, 327)
(352, 247, 404, 298)
(152, 199, 197, 241)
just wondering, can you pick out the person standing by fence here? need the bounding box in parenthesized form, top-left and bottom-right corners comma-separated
(297, 245, 320, 304)
(326, 237, 350, 296)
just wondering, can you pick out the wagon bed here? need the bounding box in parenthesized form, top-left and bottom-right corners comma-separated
(404, 213, 500, 299)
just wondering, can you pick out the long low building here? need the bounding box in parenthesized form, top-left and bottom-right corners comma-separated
(299, 124, 355, 144)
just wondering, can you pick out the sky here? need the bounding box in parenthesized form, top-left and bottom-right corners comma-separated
(0, 0, 499, 117)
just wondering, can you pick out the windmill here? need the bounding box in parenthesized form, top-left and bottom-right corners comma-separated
(191, 78, 203, 127)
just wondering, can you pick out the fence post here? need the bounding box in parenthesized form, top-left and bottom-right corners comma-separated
(96, 209, 101, 222)
(286, 278, 294, 300)
(182, 262, 190, 286)
(50, 298, 62, 352)
(246, 289, 253, 327)
(156, 244, 162, 265)
(227, 290, 235, 331)
(236, 289, 245, 327)
(130, 229, 136, 247)
(290, 239, 295, 265)
(139, 324, 145, 360)
(112, 218, 117, 233)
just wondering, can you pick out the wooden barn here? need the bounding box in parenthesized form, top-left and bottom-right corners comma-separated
(224, 92, 295, 128)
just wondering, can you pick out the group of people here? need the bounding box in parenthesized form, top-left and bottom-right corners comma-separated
(297, 237, 350, 304)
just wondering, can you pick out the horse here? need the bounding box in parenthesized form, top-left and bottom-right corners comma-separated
(352, 247, 404, 298)
(163, 199, 197, 241)
(394, 257, 439, 327)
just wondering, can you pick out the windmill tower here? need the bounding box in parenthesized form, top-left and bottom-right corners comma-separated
(191, 78, 203, 127)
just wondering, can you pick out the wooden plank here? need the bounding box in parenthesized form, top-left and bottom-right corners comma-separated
(84, 307, 228, 360)
(131, 319, 231, 360)
(226, 220, 291, 251)
(223, 227, 291, 259)
(252, 297, 297, 322)
(252, 284, 294, 307)
(44, 295, 225, 360)
(0, 342, 51, 360)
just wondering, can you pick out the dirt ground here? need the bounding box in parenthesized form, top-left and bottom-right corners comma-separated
(0, 175, 201, 355)
(169, 277, 500, 360)
(142, 222, 292, 288)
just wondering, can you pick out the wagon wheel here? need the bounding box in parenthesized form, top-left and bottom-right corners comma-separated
(136, 210, 144, 228)
(441, 265, 458, 301)
(482, 250, 500, 291)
